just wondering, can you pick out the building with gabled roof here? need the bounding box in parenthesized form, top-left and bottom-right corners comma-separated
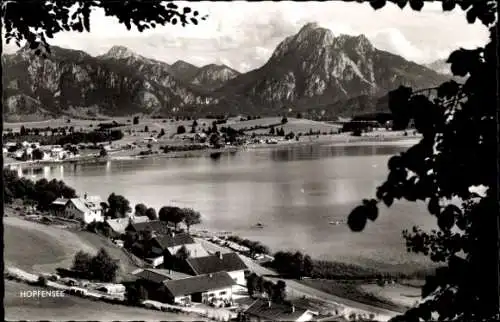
(126, 220, 172, 236)
(244, 299, 318, 322)
(185, 252, 247, 286)
(162, 271, 235, 305)
(153, 232, 209, 258)
(64, 194, 103, 223)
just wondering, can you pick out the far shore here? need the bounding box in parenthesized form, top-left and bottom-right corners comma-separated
(4, 132, 420, 170)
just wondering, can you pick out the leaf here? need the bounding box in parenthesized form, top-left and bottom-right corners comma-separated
(183, 7, 191, 14)
(427, 197, 440, 215)
(388, 155, 402, 170)
(171, 18, 177, 25)
(382, 194, 394, 207)
(167, 2, 178, 9)
(437, 80, 460, 99)
(347, 205, 368, 232)
(466, 7, 477, 24)
(193, 11, 199, 16)
(409, 0, 424, 11)
(190, 18, 198, 25)
(369, 0, 386, 10)
(394, 0, 407, 9)
(442, 0, 456, 11)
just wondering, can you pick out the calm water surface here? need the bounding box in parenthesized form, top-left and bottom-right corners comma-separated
(24, 143, 434, 272)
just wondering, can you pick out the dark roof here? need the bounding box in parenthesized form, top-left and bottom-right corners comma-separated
(163, 272, 235, 297)
(245, 299, 309, 321)
(155, 233, 195, 249)
(127, 220, 171, 235)
(133, 269, 172, 284)
(186, 252, 247, 275)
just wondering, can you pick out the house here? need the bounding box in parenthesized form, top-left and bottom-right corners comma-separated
(146, 232, 208, 268)
(185, 252, 247, 286)
(64, 194, 104, 223)
(105, 216, 149, 235)
(153, 232, 209, 258)
(244, 299, 318, 322)
(162, 271, 235, 306)
(50, 198, 69, 216)
(132, 268, 192, 302)
(126, 220, 172, 236)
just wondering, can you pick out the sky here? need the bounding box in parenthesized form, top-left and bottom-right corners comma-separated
(2, 1, 490, 72)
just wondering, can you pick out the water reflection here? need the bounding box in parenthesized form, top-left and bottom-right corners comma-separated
(18, 143, 433, 270)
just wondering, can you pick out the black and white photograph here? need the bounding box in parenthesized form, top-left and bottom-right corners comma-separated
(2, 0, 498, 321)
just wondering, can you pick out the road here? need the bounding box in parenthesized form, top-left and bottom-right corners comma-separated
(197, 238, 399, 322)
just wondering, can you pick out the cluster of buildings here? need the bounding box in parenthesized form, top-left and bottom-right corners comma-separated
(3, 141, 79, 161)
(46, 194, 322, 321)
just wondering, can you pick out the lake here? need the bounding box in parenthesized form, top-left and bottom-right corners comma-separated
(21, 141, 434, 273)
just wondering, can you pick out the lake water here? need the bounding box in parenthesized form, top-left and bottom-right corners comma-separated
(22, 142, 434, 272)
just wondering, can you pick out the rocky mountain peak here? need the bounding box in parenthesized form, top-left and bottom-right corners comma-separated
(104, 45, 138, 59)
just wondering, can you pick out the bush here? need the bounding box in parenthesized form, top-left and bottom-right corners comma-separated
(37, 275, 48, 286)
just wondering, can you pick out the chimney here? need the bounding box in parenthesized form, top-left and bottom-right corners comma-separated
(268, 300, 271, 308)
(84, 193, 87, 200)
(209, 273, 213, 278)
(171, 231, 175, 237)
(291, 305, 295, 313)
(215, 251, 223, 260)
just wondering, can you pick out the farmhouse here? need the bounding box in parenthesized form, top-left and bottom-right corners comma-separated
(185, 252, 247, 286)
(64, 194, 104, 223)
(144, 232, 208, 268)
(163, 272, 235, 306)
(126, 220, 172, 236)
(153, 232, 209, 258)
(244, 299, 318, 322)
(105, 216, 149, 235)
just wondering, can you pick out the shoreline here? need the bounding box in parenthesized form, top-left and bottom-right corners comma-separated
(4, 133, 420, 170)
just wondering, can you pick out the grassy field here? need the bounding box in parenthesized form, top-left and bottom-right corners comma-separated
(4, 280, 204, 321)
(358, 283, 421, 309)
(4, 216, 98, 274)
(227, 117, 342, 135)
(4, 214, 139, 279)
(300, 279, 408, 313)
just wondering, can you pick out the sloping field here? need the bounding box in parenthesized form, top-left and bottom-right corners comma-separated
(5, 280, 204, 321)
(228, 117, 341, 135)
(4, 217, 97, 274)
(4, 216, 141, 278)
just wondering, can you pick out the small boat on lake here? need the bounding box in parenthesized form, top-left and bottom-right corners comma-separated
(254, 222, 264, 228)
(329, 220, 345, 225)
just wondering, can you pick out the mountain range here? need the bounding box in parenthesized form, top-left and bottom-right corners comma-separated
(2, 22, 448, 122)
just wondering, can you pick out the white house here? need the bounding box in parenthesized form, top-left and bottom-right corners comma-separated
(64, 194, 104, 223)
(185, 252, 248, 287)
(162, 272, 235, 306)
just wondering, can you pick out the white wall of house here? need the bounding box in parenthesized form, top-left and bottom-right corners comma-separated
(228, 270, 246, 286)
(201, 287, 233, 303)
(65, 201, 104, 224)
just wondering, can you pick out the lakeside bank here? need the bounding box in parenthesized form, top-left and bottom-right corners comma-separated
(4, 132, 420, 170)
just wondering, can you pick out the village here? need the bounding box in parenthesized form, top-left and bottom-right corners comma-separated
(6, 189, 369, 322)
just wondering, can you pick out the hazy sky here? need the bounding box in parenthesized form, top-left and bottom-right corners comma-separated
(2, 1, 489, 72)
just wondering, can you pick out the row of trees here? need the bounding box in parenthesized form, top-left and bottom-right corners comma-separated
(3, 169, 77, 209)
(71, 248, 120, 282)
(158, 206, 201, 232)
(3, 129, 124, 146)
(246, 273, 287, 303)
(226, 236, 270, 256)
(272, 251, 314, 279)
